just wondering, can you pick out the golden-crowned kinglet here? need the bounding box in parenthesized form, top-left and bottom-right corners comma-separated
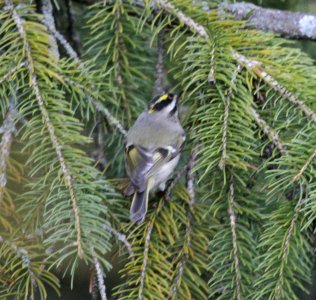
(125, 93, 185, 223)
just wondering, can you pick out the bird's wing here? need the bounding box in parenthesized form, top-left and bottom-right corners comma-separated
(125, 146, 175, 190)
(125, 144, 154, 192)
(126, 134, 185, 191)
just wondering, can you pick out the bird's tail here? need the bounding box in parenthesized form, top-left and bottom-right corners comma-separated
(130, 180, 152, 223)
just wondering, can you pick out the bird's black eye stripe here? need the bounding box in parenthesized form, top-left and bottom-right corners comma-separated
(152, 99, 173, 111)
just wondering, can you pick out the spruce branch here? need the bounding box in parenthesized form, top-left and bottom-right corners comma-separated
(233, 52, 316, 125)
(169, 149, 196, 299)
(293, 148, 316, 182)
(113, 0, 130, 125)
(91, 245, 108, 300)
(103, 224, 134, 260)
(187, 147, 197, 206)
(274, 195, 304, 299)
(5, 0, 84, 259)
(155, 0, 316, 128)
(0, 235, 37, 287)
(0, 62, 27, 85)
(60, 74, 127, 136)
(92, 98, 128, 137)
(42, 14, 127, 136)
(155, 0, 208, 38)
(208, 45, 216, 84)
(219, 65, 242, 170)
(0, 101, 17, 205)
(251, 107, 286, 155)
(138, 222, 153, 300)
(49, 27, 79, 60)
(228, 176, 241, 300)
(218, 100, 229, 170)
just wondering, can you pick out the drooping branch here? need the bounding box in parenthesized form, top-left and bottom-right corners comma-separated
(0, 101, 17, 205)
(221, 2, 316, 40)
(0, 62, 27, 85)
(0, 235, 37, 287)
(251, 107, 286, 155)
(154, 0, 316, 128)
(274, 190, 304, 299)
(5, 0, 84, 258)
(41, 10, 127, 136)
(169, 149, 196, 299)
(138, 223, 153, 300)
(233, 52, 316, 125)
(228, 176, 241, 300)
(219, 65, 242, 170)
(293, 148, 316, 182)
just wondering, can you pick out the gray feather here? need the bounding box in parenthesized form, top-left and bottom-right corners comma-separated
(130, 189, 148, 223)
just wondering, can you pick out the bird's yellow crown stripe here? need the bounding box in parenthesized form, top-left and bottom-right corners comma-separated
(156, 94, 169, 103)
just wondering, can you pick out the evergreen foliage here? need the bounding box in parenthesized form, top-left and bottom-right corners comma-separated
(0, 0, 316, 299)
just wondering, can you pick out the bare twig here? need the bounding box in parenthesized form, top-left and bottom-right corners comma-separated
(228, 176, 241, 300)
(6, 0, 84, 258)
(103, 223, 134, 260)
(274, 190, 304, 299)
(0, 101, 17, 205)
(221, 2, 316, 40)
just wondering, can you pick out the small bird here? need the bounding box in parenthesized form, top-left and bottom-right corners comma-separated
(125, 93, 185, 223)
